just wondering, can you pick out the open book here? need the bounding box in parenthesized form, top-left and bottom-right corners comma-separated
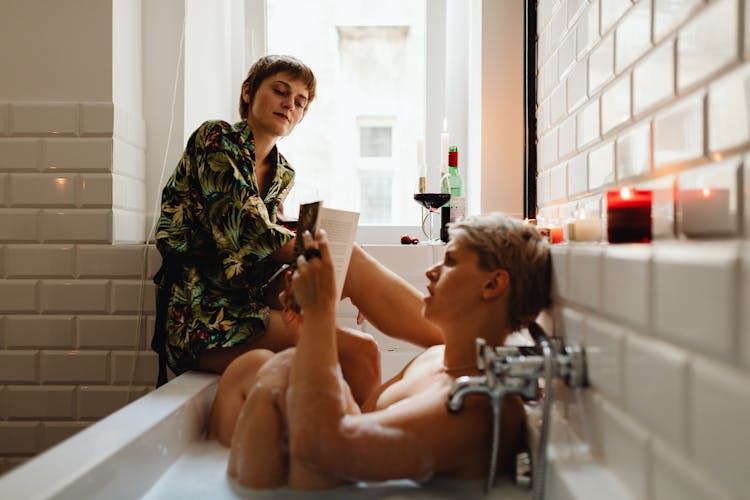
(294, 201, 360, 300)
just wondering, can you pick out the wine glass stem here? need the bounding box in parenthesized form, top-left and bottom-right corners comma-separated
(430, 211, 435, 242)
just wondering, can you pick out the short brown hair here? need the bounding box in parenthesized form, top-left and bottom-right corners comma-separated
(238, 55, 317, 120)
(448, 213, 551, 331)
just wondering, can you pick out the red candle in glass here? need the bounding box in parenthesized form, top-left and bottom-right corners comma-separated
(549, 226, 564, 243)
(607, 187, 652, 243)
(538, 225, 564, 244)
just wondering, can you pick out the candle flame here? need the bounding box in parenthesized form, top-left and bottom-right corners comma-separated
(442, 117, 448, 133)
(620, 186, 633, 200)
(701, 187, 712, 198)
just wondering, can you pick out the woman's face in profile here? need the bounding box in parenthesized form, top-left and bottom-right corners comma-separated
(244, 71, 310, 138)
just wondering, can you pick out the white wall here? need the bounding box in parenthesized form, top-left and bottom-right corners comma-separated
(539, 1, 750, 499)
(143, 0, 185, 226)
(0, 0, 156, 474)
(480, 0, 525, 217)
(0, 0, 112, 101)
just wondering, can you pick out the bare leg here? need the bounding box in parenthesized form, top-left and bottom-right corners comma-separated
(227, 350, 294, 488)
(207, 349, 274, 446)
(207, 316, 380, 446)
(197, 312, 379, 404)
(344, 244, 444, 347)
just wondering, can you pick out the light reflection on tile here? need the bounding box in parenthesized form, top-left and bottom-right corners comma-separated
(617, 122, 651, 180)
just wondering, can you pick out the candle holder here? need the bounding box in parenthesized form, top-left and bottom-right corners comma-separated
(538, 221, 564, 244)
(606, 187, 652, 243)
(680, 187, 734, 237)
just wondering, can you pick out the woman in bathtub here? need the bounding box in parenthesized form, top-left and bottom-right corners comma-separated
(214, 213, 550, 488)
(153, 54, 443, 401)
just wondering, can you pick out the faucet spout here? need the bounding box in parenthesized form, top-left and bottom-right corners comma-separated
(446, 375, 492, 413)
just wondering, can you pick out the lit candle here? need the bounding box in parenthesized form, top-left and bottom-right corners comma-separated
(680, 187, 733, 236)
(606, 187, 652, 243)
(417, 138, 426, 193)
(440, 117, 449, 174)
(571, 218, 602, 242)
(539, 224, 564, 244)
(549, 226, 564, 243)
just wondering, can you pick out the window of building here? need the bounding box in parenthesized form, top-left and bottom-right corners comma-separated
(360, 126, 393, 158)
(359, 172, 393, 223)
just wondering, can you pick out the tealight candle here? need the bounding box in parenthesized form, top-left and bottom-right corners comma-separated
(607, 187, 652, 243)
(570, 218, 602, 242)
(539, 225, 564, 244)
(440, 117, 449, 173)
(680, 187, 734, 236)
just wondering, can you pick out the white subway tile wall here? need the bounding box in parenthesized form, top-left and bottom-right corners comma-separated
(600, 398, 651, 500)
(589, 34, 615, 94)
(577, 98, 600, 148)
(633, 40, 674, 116)
(567, 153, 587, 196)
(587, 140, 615, 189)
(614, 0, 652, 73)
(676, 0, 739, 92)
(0, 101, 150, 473)
(600, 0, 632, 35)
(600, 74, 631, 134)
(708, 63, 750, 153)
(616, 122, 651, 180)
(653, 94, 704, 168)
(539, 0, 750, 498)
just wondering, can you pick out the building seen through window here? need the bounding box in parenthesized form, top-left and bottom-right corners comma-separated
(267, 0, 425, 225)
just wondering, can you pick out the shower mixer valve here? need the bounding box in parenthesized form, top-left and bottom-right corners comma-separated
(446, 327, 588, 497)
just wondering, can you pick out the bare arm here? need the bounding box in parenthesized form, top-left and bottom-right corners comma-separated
(285, 232, 487, 482)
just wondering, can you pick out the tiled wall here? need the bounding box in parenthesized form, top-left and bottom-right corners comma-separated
(0, 101, 153, 474)
(538, 1, 749, 499)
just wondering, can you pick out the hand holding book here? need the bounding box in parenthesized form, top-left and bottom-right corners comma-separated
(279, 201, 359, 317)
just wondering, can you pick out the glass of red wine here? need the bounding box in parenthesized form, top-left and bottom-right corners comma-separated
(413, 192, 451, 244)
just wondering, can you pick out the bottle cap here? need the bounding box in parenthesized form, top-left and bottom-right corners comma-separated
(448, 146, 458, 167)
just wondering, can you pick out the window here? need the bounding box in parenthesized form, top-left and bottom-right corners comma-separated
(359, 172, 393, 223)
(360, 126, 392, 158)
(266, 0, 428, 227)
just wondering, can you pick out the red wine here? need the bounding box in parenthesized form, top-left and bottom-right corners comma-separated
(414, 192, 451, 211)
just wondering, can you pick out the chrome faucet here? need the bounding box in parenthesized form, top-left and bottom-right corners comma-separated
(446, 324, 587, 498)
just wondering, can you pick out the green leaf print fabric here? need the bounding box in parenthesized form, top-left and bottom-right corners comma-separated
(155, 120, 295, 373)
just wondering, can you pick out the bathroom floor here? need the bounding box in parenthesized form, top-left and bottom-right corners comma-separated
(142, 439, 532, 500)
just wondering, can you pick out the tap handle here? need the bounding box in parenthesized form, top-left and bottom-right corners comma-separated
(528, 321, 549, 347)
(475, 338, 487, 370)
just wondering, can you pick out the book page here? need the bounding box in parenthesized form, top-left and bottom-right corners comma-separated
(318, 206, 360, 299)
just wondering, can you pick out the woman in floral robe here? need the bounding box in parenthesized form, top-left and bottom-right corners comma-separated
(154, 55, 443, 406)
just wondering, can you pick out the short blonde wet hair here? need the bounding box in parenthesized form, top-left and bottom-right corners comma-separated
(448, 213, 551, 331)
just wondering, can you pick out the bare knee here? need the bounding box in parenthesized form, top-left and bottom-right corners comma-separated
(336, 328, 381, 403)
(208, 349, 275, 446)
(228, 351, 295, 487)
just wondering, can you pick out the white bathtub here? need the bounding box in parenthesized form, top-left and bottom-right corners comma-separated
(0, 372, 532, 500)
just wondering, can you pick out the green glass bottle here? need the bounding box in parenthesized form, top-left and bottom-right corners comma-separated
(440, 146, 465, 242)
